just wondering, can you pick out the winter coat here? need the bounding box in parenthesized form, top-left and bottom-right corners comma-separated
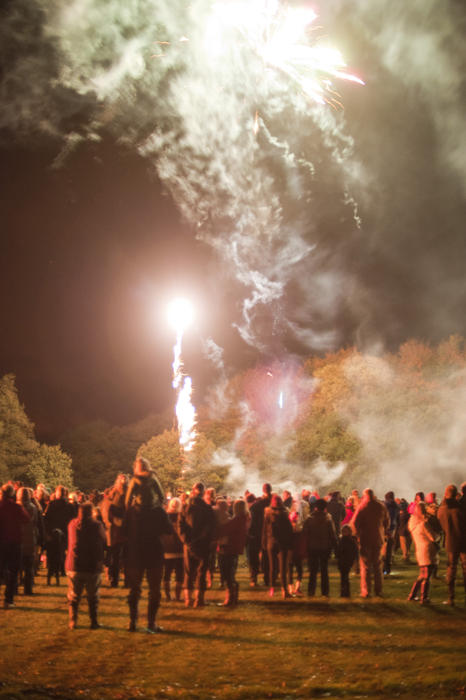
(327, 498, 346, 535)
(20, 502, 41, 556)
(336, 534, 359, 570)
(101, 486, 127, 546)
(351, 499, 389, 549)
(384, 500, 400, 535)
(398, 509, 411, 537)
(66, 516, 106, 573)
(125, 470, 164, 510)
(408, 515, 438, 567)
(438, 498, 466, 553)
(44, 498, 75, 542)
(177, 496, 216, 558)
(303, 510, 337, 552)
(262, 507, 294, 551)
(248, 496, 271, 542)
(125, 503, 174, 568)
(0, 498, 31, 545)
(163, 512, 184, 559)
(219, 513, 250, 556)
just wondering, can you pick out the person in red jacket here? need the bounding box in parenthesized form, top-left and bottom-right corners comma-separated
(66, 502, 106, 629)
(0, 483, 31, 609)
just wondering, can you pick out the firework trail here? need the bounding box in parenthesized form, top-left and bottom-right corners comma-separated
(168, 298, 196, 451)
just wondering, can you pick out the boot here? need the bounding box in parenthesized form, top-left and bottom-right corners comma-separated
(408, 579, 421, 601)
(88, 599, 100, 629)
(184, 588, 193, 608)
(294, 580, 302, 597)
(420, 579, 430, 605)
(175, 582, 182, 601)
(128, 599, 138, 631)
(164, 581, 171, 601)
(281, 587, 291, 599)
(193, 589, 205, 608)
(218, 588, 232, 607)
(147, 600, 163, 633)
(68, 602, 78, 630)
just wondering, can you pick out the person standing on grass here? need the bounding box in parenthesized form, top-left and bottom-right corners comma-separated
(0, 483, 31, 609)
(125, 472, 173, 633)
(407, 502, 438, 605)
(383, 491, 399, 576)
(101, 473, 128, 588)
(351, 489, 389, 598)
(66, 502, 106, 629)
(303, 498, 337, 598)
(163, 497, 184, 602)
(336, 524, 359, 598)
(437, 484, 466, 607)
(177, 482, 216, 608)
(262, 494, 294, 599)
(17, 487, 42, 596)
(217, 498, 250, 607)
(247, 483, 272, 587)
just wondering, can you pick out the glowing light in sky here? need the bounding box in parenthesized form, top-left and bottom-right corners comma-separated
(167, 298, 196, 451)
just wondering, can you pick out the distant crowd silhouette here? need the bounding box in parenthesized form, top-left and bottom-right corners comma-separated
(1, 458, 465, 632)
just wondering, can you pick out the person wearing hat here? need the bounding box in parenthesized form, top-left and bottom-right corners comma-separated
(438, 484, 466, 606)
(177, 482, 216, 608)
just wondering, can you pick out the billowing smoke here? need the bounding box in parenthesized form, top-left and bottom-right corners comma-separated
(2, 0, 464, 492)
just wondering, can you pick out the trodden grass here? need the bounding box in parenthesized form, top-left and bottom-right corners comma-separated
(0, 555, 465, 700)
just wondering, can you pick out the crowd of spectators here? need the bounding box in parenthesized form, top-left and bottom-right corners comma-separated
(1, 459, 465, 633)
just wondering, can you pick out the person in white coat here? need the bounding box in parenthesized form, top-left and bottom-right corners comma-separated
(407, 502, 439, 605)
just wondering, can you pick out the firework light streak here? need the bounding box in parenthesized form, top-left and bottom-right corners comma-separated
(209, 0, 364, 110)
(167, 298, 196, 452)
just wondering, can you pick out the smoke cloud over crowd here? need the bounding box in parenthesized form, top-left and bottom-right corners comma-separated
(1, 0, 465, 493)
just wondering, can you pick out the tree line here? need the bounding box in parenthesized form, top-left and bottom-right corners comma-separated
(2, 335, 465, 494)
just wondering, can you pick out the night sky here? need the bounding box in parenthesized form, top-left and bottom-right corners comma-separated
(1, 0, 465, 442)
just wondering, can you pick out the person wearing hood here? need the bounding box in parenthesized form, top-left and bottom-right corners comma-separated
(437, 484, 466, 606)
(262, 494, 294, 599)
(303, 498, 337, 598)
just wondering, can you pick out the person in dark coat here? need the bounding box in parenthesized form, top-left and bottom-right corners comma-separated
(326, 491, 346, 540)
(66, 502, 106, 629)
(125, 474, 172, 632)
(247, 483, 272, 587)
(101, 473, 128, 587)
(217, 499, 250, 607)
(0, 484, 31, 609)
(44, 485, 75, 574)
(262, 494, 294, 598)
(383, 491, 399, 575)
(17, 487, 41, 596)
(303, 498, 337, 597)
(437, 484, 466, 606)
(351, 489, 389, 598)
(125, 457, 164, 510)
(163, 497, 184, 602)
(177, 482, 216, 608)
(336, 524, 359, 597)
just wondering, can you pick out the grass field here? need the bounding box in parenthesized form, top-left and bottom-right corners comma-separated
(1, 555, 465, 700)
